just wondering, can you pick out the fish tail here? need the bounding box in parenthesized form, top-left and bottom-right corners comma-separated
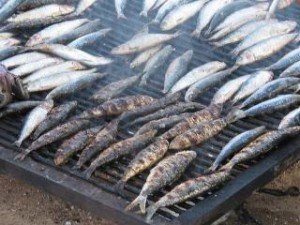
(191, 29, 201, 38)
(14, 139, 23, 148)
(226, 108, 247, 123)
(205, 163, 219, 174)
(288, 84, 300, 93)
(117, 13, 127, 19)
(140, 11, 148, 17)
(114, 179, 126, 192)
(229, 65, 239, 73)
(145, 204, 159, 222)
(126, 194, 148, 214)
(230, 48, 239, 56)
(84, 165, 96, 179)
(14, 150, 29, 161)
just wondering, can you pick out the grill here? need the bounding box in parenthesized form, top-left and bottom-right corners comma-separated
(1, 1, 300, 225)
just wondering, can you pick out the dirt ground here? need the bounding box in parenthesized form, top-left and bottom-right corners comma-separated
(0, 162, 299, 225)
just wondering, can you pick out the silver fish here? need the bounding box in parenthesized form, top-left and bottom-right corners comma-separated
(163, 50, 193, 93)
(0, 38, 20, 48)
(15, 100, 54, 147)
(130, 45, 162, 69)
(0, 100, 43, 119)
(279, 107, 300, 129)
(170, 61, 226, 94)
(115, 0, 127, 19)
(76, 0, 97, 14)
(18, 0, 71, 10)
(0, 0, 26, 24)
(1, 52, 50, 68)
(140, 0, 157, 17)
(0, 46, 21, 61)
(140, 45, 174, 86)
(280, 61, 300, 77)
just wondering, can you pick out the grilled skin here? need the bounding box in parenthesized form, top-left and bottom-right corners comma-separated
(0, 101, 43, 119)
(278, 107, 300, 129)
(84, 130, 157, 178)
(127, 150, 197, 214)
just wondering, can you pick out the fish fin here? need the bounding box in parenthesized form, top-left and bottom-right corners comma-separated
(84, 165, 96, 179)
(226, 108, 247, 123)
(145, 204, 159, 222)
(125, 195, 148, 214)
(118, 13, 127, 19)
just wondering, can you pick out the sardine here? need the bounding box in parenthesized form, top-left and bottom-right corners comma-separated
(231, 71, 274, 105)
(1, 52, 49, 68)
(130, 45, 162, 69)
(15, 119, 91, 160)
(236, 33, 297, 66)
(23, 61, 85, 84)
(207, 126, 266, 172)
(115, 0, 127, 19)
(32, 101, 78, 139)
(0, 38, 20, 48)
(240, 77, 300, 109)
(232, 21, 297, 56)
(46, 72, 107, 100)
(116, 139, 169, 191)
(278, 107, 300, 129)
(54, 125, 103, 166)
(170, 61, 226, 94)
(140, 45, 174, 86)
(91, 75, 141, 103)
(76, 0, 97, 14)
(75, 119, 120, 169)
(280, 61, 300, 77)
(111, 31, 180, 55)
(0, 100, 43, 119)
(0, 46, 21, 61)
(79, 95, 155, 119)
(18, 0, 70, 11)
(126, 150, 196, 214)
(163, 49, 193, 93)
(140, 0, 157, 17)
(84, 130, 157, 178)
(161, 0, 207, 31)
(0, 0, 27, 24)
(15, 100, 54, 147)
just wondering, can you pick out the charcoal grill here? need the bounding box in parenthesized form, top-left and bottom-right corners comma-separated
(0, 1, 300, 225)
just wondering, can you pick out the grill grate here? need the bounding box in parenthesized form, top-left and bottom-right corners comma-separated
(0, 1, 300, 224)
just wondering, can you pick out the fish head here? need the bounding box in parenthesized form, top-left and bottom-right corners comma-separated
(26, 34, 43, 47)
(72, 61, 86, 70)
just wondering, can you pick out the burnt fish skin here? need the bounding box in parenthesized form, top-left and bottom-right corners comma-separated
(84, 130, 157, 178)
(32, 101, 78, 139)
(207, 126, 266, 172)
(278, 107, 300, 129)
(0, 100, 43, 119)
(15, 119, 91, 161)
(75, 119, 119, 170)
(54, 125, 104, 166)
(240, 77, 300, 109)
(91, 75, 141, 103)
(127, 150, 197, 214)
(116, 139, 170, 191)
(0, 0, 27, 24)
(79, 95, 154, 119)
(280, 61, 300, 77)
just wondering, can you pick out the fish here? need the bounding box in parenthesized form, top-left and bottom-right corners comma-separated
(32, 101, 78, 139)
(235, 33, 297, 66)
(163, 49, 193, 93)
(266, 46, 300, 71)
(18, 0, 71, 11)
(160, 104, 222, 140)
(232, 20, 297, 56)
(233, 94, 300, 119)
(128, 102, 204, 127)
(240, 77, 300, 109)
(84, 130, 157, 178)
(170, 61, 227, 94)
(75, 119, 120, 169)
(210, 75, 251, 106)
(1, 52, 49, 68)
(231, 71, 274, 105)
(130, 45, 162, 69)
(115, 0, 127, 19)
(136, 112, 191, 135)
(46, 73, 107, 100)
(140, 45, 174, 86)
(11, 57, 63, 77)
(161, 0, 207, 31)
(205, 0, 254, 36)
(192, 0, 234, 38)
(68, 29, 111, 49)
(26, 69, 97, 92)
(207, 126, 266, 172)
(280, 61, 300, 77)
(279, 107, 300, 129)
(119, 92, 181, 123)
(0, 38, 20, 48)
(116, 139, 169, 191)
(76, 0, 97, 14)
(15, 119, 91, 161)
(54, 125, 104, 166)
(29, 44, 113, 66)
(146, 165, 230, 221)
(15, 100, 54, 147)
(8, 4, 75, 24)
(169, 112, 239, 150)
(126, 150, 196, 213)
(111, 31, 180, 55)
(79, 95, 155, 119)
(140, 0, 157, 17)
(266, 0, 295, 19)
(212, 20, 274, 48)
(0, 46, 21, 61)
(26, 19, 89, 47)
(91, 75, 141, 103)
(185, 68, 235, 102)
(223, 126, 300, 171)
(0, 0, 27, 24)
(0, 100, 43, 119)
(23, 61, 86, 84)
